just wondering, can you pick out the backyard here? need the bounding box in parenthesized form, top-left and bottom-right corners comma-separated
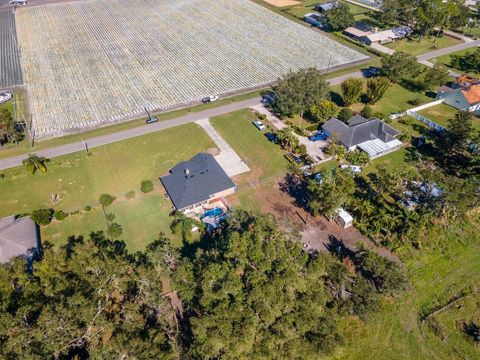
(385, 35, 462, 56)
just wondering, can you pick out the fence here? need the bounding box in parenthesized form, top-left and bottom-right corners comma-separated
(407, 111, 446, 131)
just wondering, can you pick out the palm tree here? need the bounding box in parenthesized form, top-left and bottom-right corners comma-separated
(277, 128, 298, 151)
(170, 213, 204, 242)
(22, 154, 49, 174)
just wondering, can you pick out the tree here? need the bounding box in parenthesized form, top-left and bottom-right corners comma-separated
(107, 222, 123, 239)
(307, 168, 356, 218)
(99, 193, 116, 207)
(273, 68, 328, 117)
(31, 208, 54, 225)
(22, 154, 49, 174)
(53, 210, 68, 221)
(141, 180, 154, 193)
(366, 77, 390, 104)
(346, 150, 370, 166)
(0, 108, 15, 144)
(174, 211, 341, 359)
(0, 232, 179, 358)
(341, 78, 363, 106)
(446, 110, 474, 152)
(381, 52, 421, 83)
(338, 107, 353, 123)
(277, 127, 299, 151)
(326, 2, 354, 31)
(361, 104, 374, 118)
(309, 100, 339, 122)
(416, 65, 449, 91)
(170, 212, 204, 242)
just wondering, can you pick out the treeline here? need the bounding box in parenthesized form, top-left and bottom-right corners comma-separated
(0, 211, 406, 359)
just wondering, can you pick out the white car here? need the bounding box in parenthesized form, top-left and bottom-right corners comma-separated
(341, 164, 362, 174)
(202, 95, 219, 103)
(252, 120, 265, 131)
(9, 0, 27, 5)
(0, 92, 12, 105)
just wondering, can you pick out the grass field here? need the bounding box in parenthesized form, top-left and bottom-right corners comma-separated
(331, 83, 432, 115)
(0, 123, 215, 217)
(42, 191, 179, 251)
(432, 47, 480, 76)
(417, 103, 459, 128)
(385, 36, 462, 56)
(335, 219, 480, 359)
(210, 109, 289, 182)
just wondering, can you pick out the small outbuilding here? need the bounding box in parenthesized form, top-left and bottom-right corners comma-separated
(0, 215, 40, 264)
(335, 208, 353, 228)
(314, 1, 338, 12)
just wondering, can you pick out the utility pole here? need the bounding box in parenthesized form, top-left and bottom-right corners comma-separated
(81, 138, 89, 155)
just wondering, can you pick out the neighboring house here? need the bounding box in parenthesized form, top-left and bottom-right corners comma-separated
(0, 215, 40, 264)
(322, 115, 402, 158)
(437, 83, 480, 115)
(160, 153, 236, 213)
(304, 13, 326, 29)
(335, 208, 353, 228)
(344, 23, 412, 45)
(314, 1, 338, 12)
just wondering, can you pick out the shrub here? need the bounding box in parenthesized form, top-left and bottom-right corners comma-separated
(125, 190, 136, 199)
(106, 213, 116, 222)
(294, 144, 307, 156)
(99, 193, 115, 207)
(361, 105, 374, 119)
(31, 208, 54, 225)
(84, 205, 92, 211)
(338, 108, 353, 123)
(107, 222, 123, 239)
(258, 113, 267, 121)
(140, 180, 154, 193)
(54, 210, 68, 221)
(346, 150, 369, 166)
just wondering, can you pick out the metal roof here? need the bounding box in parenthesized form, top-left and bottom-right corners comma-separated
(160, 153, 235, 210)
(357, 138, 402, 157)
(0, 216, 39, 264)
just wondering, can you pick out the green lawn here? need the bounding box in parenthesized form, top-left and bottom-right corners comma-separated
(0, 123, 215, 217)
(42, 192, 180, 251)
(210, 109, 289, 182)
(331, 83, 432, 115)
(0, 90, 262, 160)
(417, 103, 459, 128)
(432, 48, 480, 76)
(335, 220, 480, 359)
(385, 36, 462, 56)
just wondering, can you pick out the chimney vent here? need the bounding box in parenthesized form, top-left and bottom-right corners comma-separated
(184, 168, 190, 176)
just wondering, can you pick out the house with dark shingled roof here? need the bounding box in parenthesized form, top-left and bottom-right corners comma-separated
(322, 115, 402, 159)
(160, 153, 236, 212)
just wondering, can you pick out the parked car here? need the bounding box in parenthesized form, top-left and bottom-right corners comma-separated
(261, 93, 276, 105)
(341, 164, 362, 174)
(308, 131, 327, 142)
(252, 120, 265, 131)
(362, 66, 380, 78)
(202, 95, 219, 103)
(264, 132, 277, 143)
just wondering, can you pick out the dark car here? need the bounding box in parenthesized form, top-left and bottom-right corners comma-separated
(264, 132, 277, 143)
(308, 132, 327, 142)
(362, 66, 381, 78)
(261, 93, 276, 105)
(145, 116, 158, 124)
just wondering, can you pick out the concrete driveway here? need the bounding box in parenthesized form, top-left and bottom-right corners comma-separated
(195, 118, 250, 177)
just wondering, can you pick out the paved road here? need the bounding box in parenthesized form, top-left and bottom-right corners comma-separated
(416, 39, 480, 61)
(0, 72, 364, 171)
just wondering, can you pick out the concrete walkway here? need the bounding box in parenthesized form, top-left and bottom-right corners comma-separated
(370, 42, 395, 55)
(194, 118, 250, 177)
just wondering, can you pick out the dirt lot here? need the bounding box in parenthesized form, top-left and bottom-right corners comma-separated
(262, 0, 300, 7)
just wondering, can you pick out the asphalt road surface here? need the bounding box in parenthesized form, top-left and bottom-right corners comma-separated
(416, 39, 480, 61)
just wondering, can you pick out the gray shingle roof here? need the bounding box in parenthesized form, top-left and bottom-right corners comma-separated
(0, 216, 39, 263)
(322, 116, 400, 148)
(160, 153, 235, 210)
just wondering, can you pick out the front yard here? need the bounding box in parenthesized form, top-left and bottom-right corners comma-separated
(432, 48, 480, 76)
(385, 36, 462, 56)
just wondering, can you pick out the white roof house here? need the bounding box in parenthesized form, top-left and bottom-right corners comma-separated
(335, 208, 353, 228)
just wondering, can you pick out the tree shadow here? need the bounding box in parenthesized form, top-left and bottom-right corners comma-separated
(330, 91, 344, 107)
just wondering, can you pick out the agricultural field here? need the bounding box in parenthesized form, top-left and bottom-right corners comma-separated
(15, 0, 366, 138)
(0, 10, 23, 88)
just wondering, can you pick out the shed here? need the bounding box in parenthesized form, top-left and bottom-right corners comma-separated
(335, 208, 353, 228)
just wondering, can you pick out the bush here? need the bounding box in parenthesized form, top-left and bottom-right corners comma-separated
(125, 190, 136, 199)
(99, 193, 115, 207)
(294, 144, 307, 156)
(84, 205, 92, 211)
(346, 150, 369, 166)
(361, 105, 374, 119)
(258, 113, 267, 121)
(338, 108, 353, 123)
(140, 180, 154, 193)
(106, 213, 116, 222)
(107, 222, 123, 239)
(53, 210, 68, 221)
(31, 208, 54, 225)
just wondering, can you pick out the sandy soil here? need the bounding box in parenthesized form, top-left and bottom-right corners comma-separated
(262, 0, 300, 7)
